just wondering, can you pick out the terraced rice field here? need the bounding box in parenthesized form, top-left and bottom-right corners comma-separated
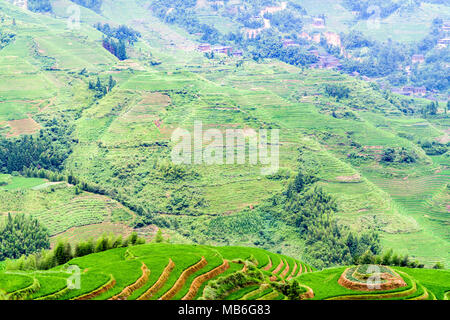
(1, 243, 447, 300)
(0, 243, 314, 300)
(296, 265, 450, 300)
(0, 185, 135, 237)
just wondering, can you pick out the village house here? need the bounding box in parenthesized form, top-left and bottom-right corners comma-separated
(414, 86, 427, 96)
(308, 49, 320, 57)
(442, 21, 450, 32)
(282, 39, 299, 48)
(13, 0, 28, 9)
(312, 18, 325, 28)
(313, 54, 341, 69)
(391, 87, 403, 95)
(213, 46, 233, 55)
(412, 54, 425, 64)
(299, 32, 311, 41)
(402, 86, 427, 96)
(198, 43, 211, 52)
(437, 38, 450, 48)
(232, 50, 243, 57)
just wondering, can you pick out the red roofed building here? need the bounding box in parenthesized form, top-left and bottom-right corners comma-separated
(412, 54, 425, 63)
(312, 18, 325, 28)
(198, 44, 211, 52)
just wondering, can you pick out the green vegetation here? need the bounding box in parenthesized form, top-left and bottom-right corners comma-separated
(5, 233, 145, 271)
(0, 0, 447, 302)
(0, 118, 73, 173)
(27, 0, 52, 13)
(0, 214, 50, 261)
(0, 243, 447, 300)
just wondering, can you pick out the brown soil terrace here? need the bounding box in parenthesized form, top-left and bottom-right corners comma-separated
(297, 263, 303, 276)
(329, 272, 416, 300)
(74, 275, 116, 300)
(160, 257, 208, 300)
(335, 173, 361, 183)
(286, 262, 298, 280)
(6, 117, 40, 137)
(299, 285, 315, 300)
(338, 267, 407, 292)
(280, 260, 290, 279)
(262, 257, 272, 271)
(272, 259, 284, 275)
(137, 259, 175, 300)
(182, 260, 230, 300)
(110, 263, 150, 300)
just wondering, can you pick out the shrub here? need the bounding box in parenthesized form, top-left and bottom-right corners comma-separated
(433, 262, 444, 269)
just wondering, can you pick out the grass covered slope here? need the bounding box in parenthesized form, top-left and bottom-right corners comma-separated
(0, 243, 447, 300)
(0, 243, 314, 300)
(0, 0, 448, 269)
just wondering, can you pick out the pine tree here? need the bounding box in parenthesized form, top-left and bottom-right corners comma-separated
(54, 241, 67, 265)
(117, 40, 127, 60)
(108, 75, 116, 92)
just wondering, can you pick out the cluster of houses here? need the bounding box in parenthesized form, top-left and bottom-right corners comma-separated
(281, 39, 300, 48)
(312, 18, 325, 28)
(311, 51, 341, 69)
(391, 86, 427, 97)
(199, 39, 342, 69)
(443, 21, 450, 32)
(412, 54, 425, 64)
(197, 44, 243, 57)
(437, 38, 450, 49)
(280, 39, 342, 69)
(437, 21, 450, 48)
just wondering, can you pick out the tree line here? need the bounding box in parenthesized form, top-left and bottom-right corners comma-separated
(88, 75, 116, 99)
(5, 233, 146, 271)
(69, 0, 102, 13)
(94, 23, 141, 44)
(27, 0, 52, 13)
(102, 37, 127, 60)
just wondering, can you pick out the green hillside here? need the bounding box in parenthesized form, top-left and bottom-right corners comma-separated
(0, 243, 448, 300)
(0, 0, 448, 268)
(0, 0, 448, 304)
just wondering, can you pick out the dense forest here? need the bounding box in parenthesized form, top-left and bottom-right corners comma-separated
(0, 214, 50, 261)
(262, 162, 381, 268)
(94, 23, 141, 44)
(0, 118, 74, 173)
(27, 0, 52, 13)
(69, 0, 102, 13)
(101, 37, 127, 60)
